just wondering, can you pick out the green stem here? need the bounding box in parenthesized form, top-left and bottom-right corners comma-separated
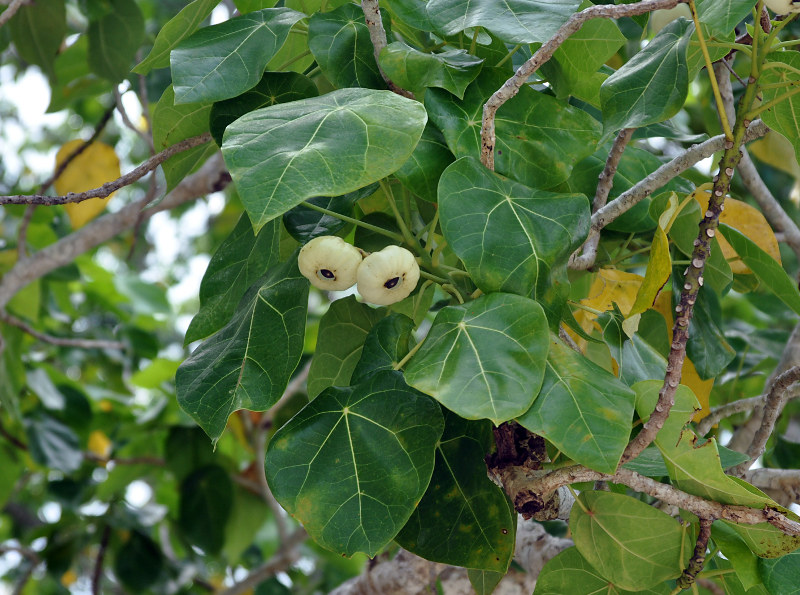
(760, 61, 800, 78)
(276, 49, 311, 71)
(759, 79, 800, 90)
(300, 201, 405, 242)
(442, 284, 465, 304)
(469, 27, 480, 55)
(610, 245, 652, 266)
(419, 269, 451, 285)
(568, 300, 603, 317)
(690, 41, 752, 55)
(747, 85, 800, 119)
(495, 44, 521, 68)
(394, 336, 425, 370)
(697, 568, 736, 579)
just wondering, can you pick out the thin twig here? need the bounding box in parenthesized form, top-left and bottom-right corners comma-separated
(1, 311, 126, 351)
(697, 577, 726, 595)
(360, 0, 414, 98)
(114, 85, 155, 152)
(675, 517, 712, 591)
(480, 0, 681, 171)
(0, 542, 40, 595)
(696, 385, 800, 437)
(0, 133, 213, 206)
(254, 427, 289, 543)
(0, 417, 27, 451)
(730, 366, 800, 476)
(91, 524, 112, 595)
(259, 360, 311, 430)
(570, 128, 635, 270)
(0, 0, 27, 28)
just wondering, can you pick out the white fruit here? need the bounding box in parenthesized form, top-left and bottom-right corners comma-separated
(764, 0, 800, 14)
(298, 236, 362, 291)
(356, 245, 420, 306)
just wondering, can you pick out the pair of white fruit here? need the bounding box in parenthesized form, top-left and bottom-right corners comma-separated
(298, 236, 421, 306)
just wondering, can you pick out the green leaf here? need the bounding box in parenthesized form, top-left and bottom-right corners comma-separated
(176, 257, 308, 443)
(171, 8, 306, 104)
(394, 124, 455, 203)
(114, 531, 164, 592)
(696, 0, 755, 37)
(383, 0, 436, 32)
(235, 0, 279, 11)
(351, 313, 415, 384)
(396, 412, 516, 572)
(720, 223, 800, 316)
(600, 18, 690, 132)
(87, 0, 145, 82)
(425, 69, 602, 189)
(133, 0, 220, 75)
(221, 88, 427, 232)
(308, 3, 385, 90)
(405, 292, 549, 424)
(380, 42, 484, 99)
(761, 52, 800, 165)
(47, 36, 113, 112)
(27, 368, 65, 411)
(553, 9, 625, 75)
(25, 413, 83, 473)
(307, 296, 386, 399)
(282, 183, 379, 243)
(178, 464, 234, 554)
(623, 443, 749, 477)
(265, 371, 444, 557)
(534, 546, 673, 595)
(517, 337, 635, 474)
(164, 426, 216, 481)
(685, 287, 736, 379)
(599, 307, 668, 385)
(439, 156, 589, 297)
(185, 216, 280, 345)
(8, 0, 65, 79)
(569, 491, 690, 590)
(151, 85, 216, 192)
(759, 550, 800, 594)
(468, 569, 505, 595)
(209, 71, 319, 146)
(712, 521, 762, 591)
(426, 0, 580, 44)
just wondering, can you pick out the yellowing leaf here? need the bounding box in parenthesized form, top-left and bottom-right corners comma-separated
(691, 184, 781, 274)
(88, 429, 112, 459)
(54, 140, 121, 229)
(630, 225, 671, 317)
(60, 570, 78, 587)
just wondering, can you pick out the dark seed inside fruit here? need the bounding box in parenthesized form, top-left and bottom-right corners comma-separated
(320, 269, 335, 279)
(384, 276, 400, 289)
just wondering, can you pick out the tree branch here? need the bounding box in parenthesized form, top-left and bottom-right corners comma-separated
(360, 0, 414, 99)
(91, 524, 111, 595)
(0, 152, 229, 311)
(696, 383, 800, 437)
(570, 127, 635, 270)
(745, 468, 800, 506)
(0, 0, 27, 28)
(480, 0, 681, 171)
(0, 133, 213, 206)
(676, 517, 712, 591)
(0, 311, 127, 351)
(0, 542, 41, 595)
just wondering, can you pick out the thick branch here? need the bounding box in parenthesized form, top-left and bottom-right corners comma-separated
(676, 517, 712, 590)
(219, 528, 307, 595)
(570, 127, 635, 270)
(360, 0, 414, 99)
(0, 133, 212, 206)
(0, 152, 228, 311)
(696, 382, 800, 437)
(91, 524, 112, 595)
(480, 0, 681, 170)
(745, 468, 800, 506)
(1, 311, 126, 351)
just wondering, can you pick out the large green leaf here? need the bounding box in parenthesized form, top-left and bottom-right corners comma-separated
(425, 69, 602, 189)
(439, 156, 589, 297)
(696, 0, 755, 37)
(176, 257, 308, 443)
(307, 296, 385, 399)
(384, 0, 436, 32)
(171, 8, 306, 104)
(761, 52, 800, 165)
(396, 412, 516, 571)
(599, 307, 667, 386)
(405, 292, 549, 424)
(721, 223, 800, 316)
(759, 550, 800, 595)
(380, 42, 484, 99)
(47, 36, 113, 113)
(553, 6, 625, 75)
(426, 0, 581, 44)
(265, 371, 444, 557)
(534, 547, 672, 595)
(24, 413, 83, 473)
(133, 0, 220, 75)
(569, 491, 691, 590)
(600, 18, 690, 132)
(151, 85, 217, 192)
(307, 3, 385, 90)
(222, 88, 427, 232)
(185, 215, 280, 345)
(351, 313, 415, 384)
(209, 71, 319, 146)
(468, 569, 505, 595)
(178, 464, 234, 554)
(114, 531, 164, 592)
(8, 0, 65, 79)
(394, 124, 455, 203)
(517, 337, 635, 474)
(685, 286, 736, 380)
(87, 0, 145, 82)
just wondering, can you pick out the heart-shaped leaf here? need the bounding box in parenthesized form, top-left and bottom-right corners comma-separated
(265, 371, 443, 557)
(517, 337, 635, 474)
(176, 256, 308, 443)
(282, 183, 379, 243)
(425, 69, 602, 190)
(351, 313, 415, 384)
(696, 0, 755, 37)
(405, 292, 549, 424)
(393, 124, 455, 203)
(222, 88, 427, 232)
(760, 52, 800, 166)
(439, 156, 589, 297)
(171, 8, 305, 104)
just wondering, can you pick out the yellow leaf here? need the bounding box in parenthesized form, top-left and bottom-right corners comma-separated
(88, 429, 112, 459)
(61, 570, 78, 587)
(691, 184, 781, 274)
(630, 226, 671, 316)
(54, 140, 121, 229)
(572, 269, 644, 348)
